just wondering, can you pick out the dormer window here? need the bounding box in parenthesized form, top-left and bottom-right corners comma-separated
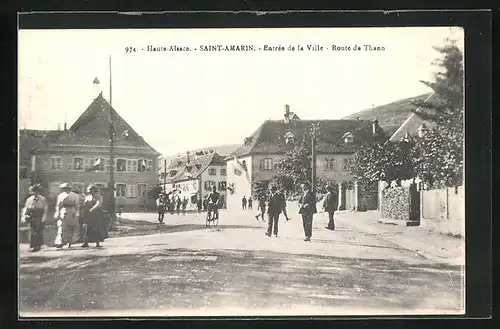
(177, 160, 183, 166)
(284, 131, 295, 144)
(169, 170, 178, 177)
(195, 163, 202, 170)
(343, 132, 354, 144)
(244, 137, 252, 146)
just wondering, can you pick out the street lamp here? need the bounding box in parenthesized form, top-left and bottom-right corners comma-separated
(310, 122, 320, 196)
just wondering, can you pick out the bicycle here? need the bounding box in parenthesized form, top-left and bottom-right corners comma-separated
(205, 202, 220, 229)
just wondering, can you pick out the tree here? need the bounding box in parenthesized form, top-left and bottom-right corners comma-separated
(349, 139, 416, 187)
(412, 39, 464, 187)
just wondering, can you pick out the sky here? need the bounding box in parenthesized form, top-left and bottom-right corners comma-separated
(18, 27, 463, 156)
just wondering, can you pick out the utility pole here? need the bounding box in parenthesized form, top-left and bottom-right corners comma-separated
(310, 122, 320, 197)
(108, 55, 117, 229)
(163, 159, 167, 194)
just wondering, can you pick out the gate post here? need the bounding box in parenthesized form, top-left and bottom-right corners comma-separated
(338, 182, 346, 211)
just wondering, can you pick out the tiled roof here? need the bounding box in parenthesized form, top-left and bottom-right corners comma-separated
(164, 152, 225, 183)
(49, 93, 160, 154)
(19, 129, 61, 167)
(230, 119, 382, 157)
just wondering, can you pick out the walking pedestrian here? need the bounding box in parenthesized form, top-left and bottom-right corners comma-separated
(298, 182, 317, 241)
(255, 193, 267, 221)
(280, 188, 291, 221)
(156, 193, 166, 223)
(176, 196, 182, 215)
(248, 197, 253, 210)
(81, 184, 106, 248)
(323, 184, 338, 230)
(265, 185, 285, 238)
(21, 184, 48, 252)
(242, 196, 247, 210)
(182, 197, 188, 214)
(74, 188, 87, 243)
(54, 182, 80, 249)
(197, 195, 202, 213)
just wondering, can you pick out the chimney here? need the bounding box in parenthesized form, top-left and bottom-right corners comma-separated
(284, 104, 291, 123)
(372, 119, 379, 136)
(64, 122, 67, 131)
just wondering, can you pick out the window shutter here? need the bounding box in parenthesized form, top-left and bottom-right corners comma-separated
(259, 159, 264, 171)
(84, 158, 90, 170)
(68, 159, 73, 171)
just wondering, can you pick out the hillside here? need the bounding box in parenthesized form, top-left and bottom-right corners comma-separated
(161, 144, 240, 167)
(343, 93, 432, 137)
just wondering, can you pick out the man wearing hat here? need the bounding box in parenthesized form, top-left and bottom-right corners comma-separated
(322, 184, 339, 230)
(265, 185, 286, 237)
(21, 184, 48, 252)
(156, 193, 166, 223)
(298, 181, 317, 241)
(54, 182, 80, 248)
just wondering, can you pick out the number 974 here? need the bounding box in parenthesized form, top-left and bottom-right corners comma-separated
(125, 47, 136, 53)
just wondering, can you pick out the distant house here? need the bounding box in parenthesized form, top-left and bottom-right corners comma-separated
(225, 105, 385, 211)
(389, 93, 436, 142)
(161, 151, 227, 211)
(20, 92, 161, 212)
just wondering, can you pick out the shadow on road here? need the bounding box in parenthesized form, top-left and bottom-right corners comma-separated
(19, 248, 464, 314)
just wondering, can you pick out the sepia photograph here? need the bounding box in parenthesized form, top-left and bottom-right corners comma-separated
(18, 25, 465, 317)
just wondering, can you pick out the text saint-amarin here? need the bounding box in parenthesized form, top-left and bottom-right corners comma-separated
(199, 45, 255, 51)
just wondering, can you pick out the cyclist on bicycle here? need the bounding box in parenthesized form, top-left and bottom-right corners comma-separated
(206, 186, 220, 220)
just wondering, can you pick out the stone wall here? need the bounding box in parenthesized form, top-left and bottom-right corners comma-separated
(380, 186, 410, 221)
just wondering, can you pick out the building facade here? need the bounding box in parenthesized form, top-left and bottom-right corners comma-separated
(22, 92, 160, 212)
(225, 111, 384, 211)
(161, 151, 227, 211)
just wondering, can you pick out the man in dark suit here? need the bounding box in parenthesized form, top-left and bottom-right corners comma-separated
(298, 182, 317, 241)
(323, 184, 338, 230)
(265, 185, 285, 237)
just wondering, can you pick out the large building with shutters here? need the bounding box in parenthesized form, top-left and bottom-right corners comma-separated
(225, 107, 385, 211)
(20, 92, 161, 212)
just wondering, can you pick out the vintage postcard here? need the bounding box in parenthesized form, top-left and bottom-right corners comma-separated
(18, 25, 465, 317)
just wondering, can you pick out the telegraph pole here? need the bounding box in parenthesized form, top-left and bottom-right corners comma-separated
(163, 159, 167, 194)
(108, 55, 117, 229)
(310, 122, 320, 196)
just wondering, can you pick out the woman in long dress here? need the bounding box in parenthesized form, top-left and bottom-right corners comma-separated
(20, 184, 48, 252)
(81, 184, 107, 248)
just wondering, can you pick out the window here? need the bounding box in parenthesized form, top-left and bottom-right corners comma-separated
(115, 184, 126, 197)
(259, 158, 273, 171)
(218, 181, 227, 191)
(241, 160, 247, 170)
(73, 157, 84, 171)
(95, 183, 107, 195)
(90, 157, 106, 171)
(208, 168, 216, 176)
(220, 168, 227, 176)
(284, 131, 295, 144)
(126, 185, 138, 198)
(342, 158, 352, 171)
(138, 159, 147, 172)
(116, 159, 126, 172)
(204, 181, 215, 191)
(138, 184, 148, 198)
(343, 132, 354, 143)
(50, 156, 62, 170)
(325, 158, 337, 171)
(147, 160, 153, 172)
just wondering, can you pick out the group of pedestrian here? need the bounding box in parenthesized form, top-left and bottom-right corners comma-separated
(241, 196, 253, 210)
(21, 182, 110, 252)
(256, 182, 338, 242)
(156, 193, 189, 223)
